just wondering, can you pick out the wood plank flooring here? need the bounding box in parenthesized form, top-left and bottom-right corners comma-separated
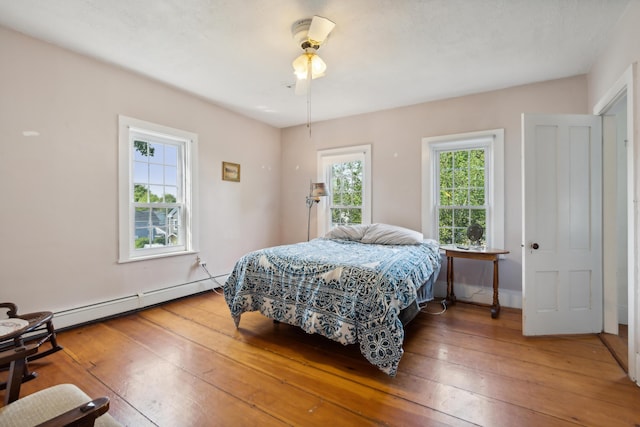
(600, 325, 629, 373)
(3, 292, 640, 426)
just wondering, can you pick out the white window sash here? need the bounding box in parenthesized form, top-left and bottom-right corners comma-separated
(317, 144, 372, 237)
(422, 129, 504, 248)
(118, 115, 199, 262)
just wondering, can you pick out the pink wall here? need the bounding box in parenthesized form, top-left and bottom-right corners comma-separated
(281, 76, 589, 299)
(0, 27, 281, 315)
(588, 1, 640, 108)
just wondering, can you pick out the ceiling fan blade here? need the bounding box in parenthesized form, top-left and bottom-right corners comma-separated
(307, 16, 335, 44)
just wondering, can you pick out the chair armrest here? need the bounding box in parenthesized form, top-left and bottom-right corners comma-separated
(0, 343, 39, 365)
(0, 302, 18, 318)
(35, 397, 110, 427)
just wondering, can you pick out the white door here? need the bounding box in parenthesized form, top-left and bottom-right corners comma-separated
(522, 114, 602, 335)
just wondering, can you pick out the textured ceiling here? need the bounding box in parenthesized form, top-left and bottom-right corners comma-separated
(0, 0, 631, 128)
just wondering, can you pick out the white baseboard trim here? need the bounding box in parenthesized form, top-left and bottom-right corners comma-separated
(51, 275, 518, 330)
(432, 279, 522, 309)
(53, 277, 227, 330)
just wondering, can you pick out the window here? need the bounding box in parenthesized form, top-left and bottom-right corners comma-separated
(422, 130, 504, 247)
(118, 116, 198, 262)
(317, 145, 372, 236)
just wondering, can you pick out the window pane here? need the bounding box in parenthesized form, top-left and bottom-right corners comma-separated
(133, 162, 148, 184)
(149, 164, 164, 185)
(342, 192, 352, 205)
(149, 185, 163, 202)
(439, 227, 453, 244)
(331, 208, 362, 226)
(454, 227, 467, 245)
(453, 169, 468, 188)
(165, 166, 177, 186)
(152, 208, 167, 227)
(135, 207, 150, 227)
(470, 149, 484, 167)
(439, 208, 453, 227)
(134, 140, 153, 160)
(470, 209, 486, 228)
(453, 150, 468, 169)
(440, 171, 453, 189)
(164, 186, 177, 202)
(440, 152, 453, 171)
(469, 167, 484, 187)
(452, 189, 468, 205)
(165, 145, 178, 166)
(133, 184, 149, 203)
(470, 189, 485, 205)
(440, 189, 452, 205)
(150, 143, 164, 163)
(454, 209, 470, 228)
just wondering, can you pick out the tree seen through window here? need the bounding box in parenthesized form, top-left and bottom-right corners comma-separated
(330, 160, 363, 226)
(437, 149, 486, 245)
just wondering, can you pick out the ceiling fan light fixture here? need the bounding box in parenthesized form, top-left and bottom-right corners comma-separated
(290, 15, 336, 134)
(292, 52, 326, 80)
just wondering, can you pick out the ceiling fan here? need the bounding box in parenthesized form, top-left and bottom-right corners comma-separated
(291, 15, 336, 96)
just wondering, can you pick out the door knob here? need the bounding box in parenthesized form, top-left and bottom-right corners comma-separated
(531, 243, 539, 250)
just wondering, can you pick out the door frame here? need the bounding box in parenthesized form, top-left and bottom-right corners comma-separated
(593, 63, 637, 384)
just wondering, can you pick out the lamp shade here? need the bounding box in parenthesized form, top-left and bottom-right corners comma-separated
(310, 182, 328, 198)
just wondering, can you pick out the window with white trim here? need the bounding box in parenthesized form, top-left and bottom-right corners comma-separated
(317, 145, 372, 237)
(422, 130, 504, 248)
(118, 116, 198, 262)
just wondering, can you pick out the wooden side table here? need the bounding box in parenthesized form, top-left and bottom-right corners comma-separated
(441, 245, 509, 318)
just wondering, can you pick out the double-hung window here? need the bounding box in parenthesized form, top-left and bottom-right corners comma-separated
(317, 144, 372, 236)
(118, 116, 198, 262)
(422, 130, 504, 247)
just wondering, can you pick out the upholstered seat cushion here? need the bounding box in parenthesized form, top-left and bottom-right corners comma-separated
(0, 383, 120, 427)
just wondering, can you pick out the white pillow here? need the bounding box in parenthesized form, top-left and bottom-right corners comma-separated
(360, 223, 423, 245)
(324, 224, 369, 241)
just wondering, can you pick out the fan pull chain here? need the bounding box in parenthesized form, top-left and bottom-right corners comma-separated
(307, 55, 312, 137)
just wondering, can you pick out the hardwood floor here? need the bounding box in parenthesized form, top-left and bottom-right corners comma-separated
(3, 292, 640, 426)
(600, 325, 629, 373)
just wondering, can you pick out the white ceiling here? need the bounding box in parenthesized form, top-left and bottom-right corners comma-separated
(0, 0, 631, 128)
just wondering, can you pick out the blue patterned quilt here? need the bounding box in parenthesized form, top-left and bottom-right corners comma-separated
(224, 238, 441, 376)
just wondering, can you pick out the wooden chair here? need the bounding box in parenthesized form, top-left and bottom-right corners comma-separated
(0, 302, 63, 360)
(0, 344, 120, 426)
(0, 302, 64, 391)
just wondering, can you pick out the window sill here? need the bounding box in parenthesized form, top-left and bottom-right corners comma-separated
(118, 250, 198, 264)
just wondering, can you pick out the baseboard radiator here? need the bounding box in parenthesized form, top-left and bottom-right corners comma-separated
(432, 279, 522, 309)
(53, 277, 226, 330)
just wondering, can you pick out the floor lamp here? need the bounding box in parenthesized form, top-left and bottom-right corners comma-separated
(306, 182, 328, 241)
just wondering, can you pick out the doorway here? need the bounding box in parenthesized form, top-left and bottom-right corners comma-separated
(593, 63, 637, 385)
(600, 93, 629, 371)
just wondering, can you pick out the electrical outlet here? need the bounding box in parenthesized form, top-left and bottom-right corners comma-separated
(196, 255, 207, 267)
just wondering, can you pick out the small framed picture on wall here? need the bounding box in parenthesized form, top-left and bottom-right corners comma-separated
(222, 161, 241, 182)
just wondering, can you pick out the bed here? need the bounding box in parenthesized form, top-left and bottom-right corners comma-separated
(223, 223, 441, 376)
